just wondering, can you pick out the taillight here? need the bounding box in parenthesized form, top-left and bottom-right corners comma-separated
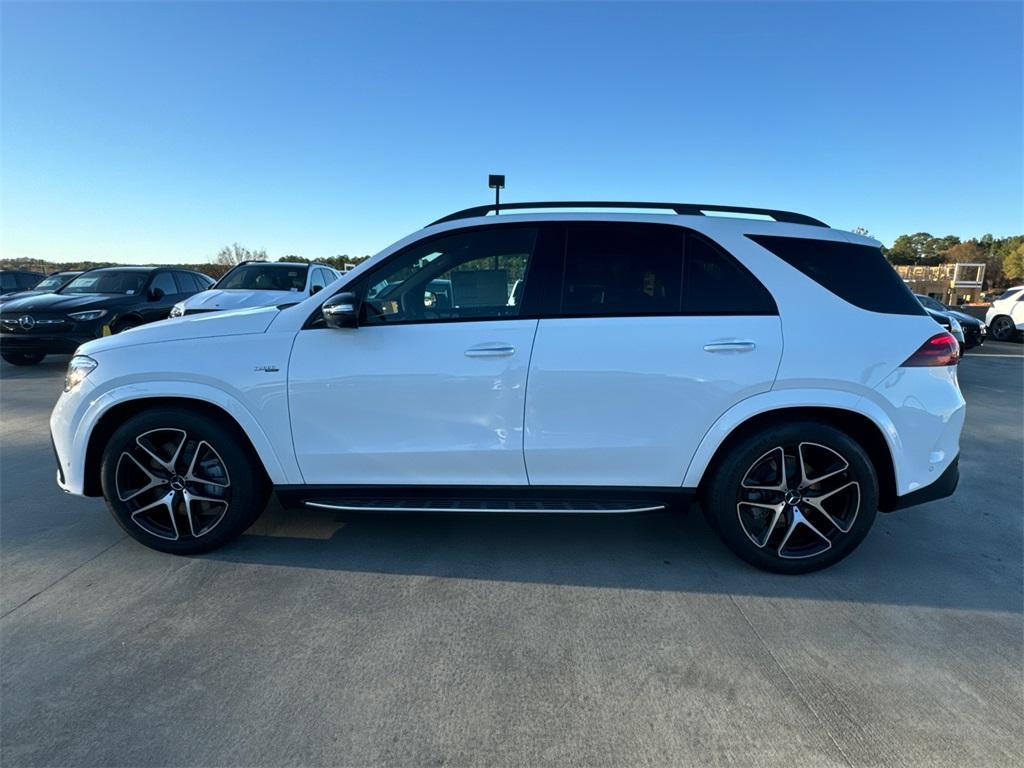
(901, 332, 960, 367)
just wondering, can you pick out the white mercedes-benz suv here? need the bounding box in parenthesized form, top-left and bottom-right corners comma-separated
(50, 202, 965, 573)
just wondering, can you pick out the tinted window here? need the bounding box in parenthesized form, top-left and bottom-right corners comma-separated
(747, 235, 926, 316)
(363, 226, 537, 324)
(0, 274, 16, 292)
(62, 270, 148, 295)
(997, 288, 1022, 300)
(149, 272, 177, 296)
(310, 269, 327, 292)
(561, 223, 682, 316)
(17, 273, 42, 289)
(218, 264, 309, 291)
(173, 272, 198, 293)
(683, 235, 777, 314)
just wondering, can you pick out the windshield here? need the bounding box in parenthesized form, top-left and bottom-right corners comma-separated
(61, 271, 149, 295)
(217, 264, 308, 291)
(32, 275, 69, 291)
(916, 295, 946, 311)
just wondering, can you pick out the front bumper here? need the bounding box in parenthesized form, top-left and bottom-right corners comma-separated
(0, 332, 93, 355)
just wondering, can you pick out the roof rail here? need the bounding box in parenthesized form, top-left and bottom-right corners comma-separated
(427, 201, 827, 228)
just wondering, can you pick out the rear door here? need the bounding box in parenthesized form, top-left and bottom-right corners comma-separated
(524, 222, 783, 487)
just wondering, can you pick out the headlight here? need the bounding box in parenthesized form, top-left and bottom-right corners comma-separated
(64, 355, 97, 392)
(169, 303, 185, 318)
(950, 317, 963, 334)
(67, 309, 107, 322)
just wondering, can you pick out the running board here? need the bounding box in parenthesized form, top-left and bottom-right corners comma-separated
(303, 499, 667, 514)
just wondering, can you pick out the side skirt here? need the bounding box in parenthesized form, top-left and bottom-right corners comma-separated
(274, 485, 697, 514)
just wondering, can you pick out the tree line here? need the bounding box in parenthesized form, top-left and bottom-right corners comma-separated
(4, 233, 1022, 288)
(865, 230, 1024, 287)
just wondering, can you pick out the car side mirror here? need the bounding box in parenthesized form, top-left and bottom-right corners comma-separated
(311, 284, 322, 295)
(148, 287, 165, 301)
(322, 292, 359, 329)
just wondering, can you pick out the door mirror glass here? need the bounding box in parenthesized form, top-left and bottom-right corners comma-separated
(149, 287, 165, 301)
(322, 292, 359, 329)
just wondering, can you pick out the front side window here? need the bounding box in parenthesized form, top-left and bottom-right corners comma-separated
(561, 222, 683, 316)
(61, 270, 149, 295)
(217, 264, 309, 291)
(362, 226, 537, 324)
(310, 269, 327, 292)
(149, 272, 178, 296)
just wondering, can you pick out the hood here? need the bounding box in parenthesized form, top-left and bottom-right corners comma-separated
(943, 308, 983, 326)
(0, 292, 138, 314)
(79, 305, 281, 355)
(180, 288, 306, 312)
(0, 289, 49, 304)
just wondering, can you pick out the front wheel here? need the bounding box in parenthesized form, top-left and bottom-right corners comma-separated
(989, 315, 1017, 342)
(100, 408, 270, 554)
(1, 352, 45, 366)
(704, 422, 879, 574)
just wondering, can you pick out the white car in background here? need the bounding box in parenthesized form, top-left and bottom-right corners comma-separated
(984, 286, 1024, 341)
(170, 261, 340, 317)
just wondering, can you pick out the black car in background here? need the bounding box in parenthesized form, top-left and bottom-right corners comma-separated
(0, 270, 46, 295)
(915, 294, 986, 350)
(0, 266, 214, 366)
(0, 271, 82, 304)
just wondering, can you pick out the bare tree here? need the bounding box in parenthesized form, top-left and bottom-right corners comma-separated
(215, 243, 268, 266)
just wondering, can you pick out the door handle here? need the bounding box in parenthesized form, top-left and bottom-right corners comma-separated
(465, 344, 515, 358)
(703, 340, 756, 353)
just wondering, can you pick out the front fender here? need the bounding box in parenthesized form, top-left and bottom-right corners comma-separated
(51, 380, 302, 495)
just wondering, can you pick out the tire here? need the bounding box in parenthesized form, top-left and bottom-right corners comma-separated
(989, 315, 1017, 342)
(1, 352, 45, 366)
(114, 317, 142, 334)
(703, 422, 879, 574)
(100, 407, 270, 555)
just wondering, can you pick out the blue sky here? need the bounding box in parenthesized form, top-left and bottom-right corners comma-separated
(1, 1, 1021, 264)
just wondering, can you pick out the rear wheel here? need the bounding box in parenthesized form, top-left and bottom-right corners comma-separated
(704, 422, 878, 574)
(1, 352, 45, 366)
(100, 408, 270, 554)
(989, 315, 1017, 342)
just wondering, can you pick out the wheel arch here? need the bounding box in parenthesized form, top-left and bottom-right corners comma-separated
(82, 396, 272, 496)
(689, 404, 898, 511)
(111, 311, 145, 331)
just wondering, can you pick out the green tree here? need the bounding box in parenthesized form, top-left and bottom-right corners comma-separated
(1004, 243, 1024, 282)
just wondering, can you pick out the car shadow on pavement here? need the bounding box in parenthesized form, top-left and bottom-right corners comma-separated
(202, 500, 1021, 614)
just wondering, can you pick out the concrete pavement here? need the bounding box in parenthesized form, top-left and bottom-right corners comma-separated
(1, 345, 1021, 767)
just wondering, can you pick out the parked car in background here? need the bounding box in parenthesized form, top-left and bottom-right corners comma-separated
(169, 262, 340, 317)
(50, 201, 964, 574)
(984, 286, 1024, 341)
(916, 295, 984, 349)
(0, 266, 213, 366)
(0, 270, 46, 296)
(0, 271, 82, 304)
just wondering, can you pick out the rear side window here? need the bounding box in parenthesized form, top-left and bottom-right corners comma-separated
(747, 235, 926, 316)
(562, 223, 683, 316)
(683, 235, 776, 315)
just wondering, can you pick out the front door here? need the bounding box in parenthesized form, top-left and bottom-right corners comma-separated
(288, 224, 543, 486)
